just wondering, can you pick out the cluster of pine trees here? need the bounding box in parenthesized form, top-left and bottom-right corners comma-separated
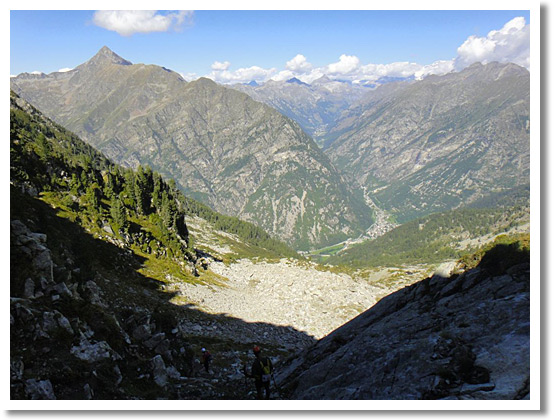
(11, 102, 190, 258)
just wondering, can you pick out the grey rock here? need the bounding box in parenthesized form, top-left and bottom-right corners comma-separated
(23, 278, 35, 298)
(102, 224, 114, 235)
(10, 359, 24, 381)
(70, 338, 113, 363)
(53, 282, 72, 297)
(132, 324, 152, 342)
(143, 332, 166, 350)
(24, 379, 56, 400)
(82, 280, 106, 307)
(84, 383, 94, 399)
(151, 355, 168, 387)
(280, 261, 530, 400)
(166, 365, 181, 381)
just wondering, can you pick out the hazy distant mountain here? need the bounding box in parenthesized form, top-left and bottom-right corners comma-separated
(11, 46, 372, 250)
(324, 62, 530, 223)
(232, 75, 373, 146)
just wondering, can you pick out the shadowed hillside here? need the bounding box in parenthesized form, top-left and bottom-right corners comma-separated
(11, 190, 315, 400)
(278, 237, 530, 400)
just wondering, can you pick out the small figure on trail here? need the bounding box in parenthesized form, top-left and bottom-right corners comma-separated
(201, 347, 212, 373)
(244, 345, 274, 399)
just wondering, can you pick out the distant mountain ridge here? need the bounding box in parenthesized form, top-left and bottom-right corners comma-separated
(324, 62, 530, 223)
(11, 47, 372, 251)
(232, 75, 374, 144)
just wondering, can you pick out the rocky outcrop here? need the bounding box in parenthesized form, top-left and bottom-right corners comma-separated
(10, 218, 200, 399)
(278, 248, 530, 400)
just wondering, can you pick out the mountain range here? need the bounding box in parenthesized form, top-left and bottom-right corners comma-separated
(11, 47, 372, 251)
(232, 75, 373, 143)
(10, 46, 532, 401)
(324, 61, 530, 223)
(235, 62, 530, 225)
(11, 47, 530, 252)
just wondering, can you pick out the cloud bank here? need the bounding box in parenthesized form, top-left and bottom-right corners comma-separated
(93, 10, 193, 36)
(205, 17, 530, 85)
(455, 17, 530, 70)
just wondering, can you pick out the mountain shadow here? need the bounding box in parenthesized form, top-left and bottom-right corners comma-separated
(11, 193, 316, 400)
(277, 237, 530, 400)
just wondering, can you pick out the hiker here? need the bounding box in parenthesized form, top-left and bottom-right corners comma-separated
(201, 348, 212, 373)
(245, 345, 273, 399)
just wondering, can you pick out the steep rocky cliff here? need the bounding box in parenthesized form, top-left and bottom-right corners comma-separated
(11, 47, 372, 251)
(278, 241, 530, 400)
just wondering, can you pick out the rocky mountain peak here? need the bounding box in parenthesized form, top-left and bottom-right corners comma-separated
(81, 46, 132, 68)
(286, 77, 309, 86)
(311, 75, 332, 85)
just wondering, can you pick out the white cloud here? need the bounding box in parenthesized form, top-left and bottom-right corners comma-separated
(92, 10, 193, 36)
(455, 16, 530, 70)
(359, 62, 422, 81)
(326, 54, 360, 75)
(207, 65, 277, 84)
(205, 16, 529, 86)
(211, 61, 231, 71)
(286, 54, 313, 73)
(414, 60, 456, 79)
(179, 72, 199, 82)
(271, 70, 296, 82)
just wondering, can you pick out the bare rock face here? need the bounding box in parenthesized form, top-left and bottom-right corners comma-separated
(279, 253, 530, 400)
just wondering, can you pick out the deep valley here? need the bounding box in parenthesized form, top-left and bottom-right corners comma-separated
(10, 46, 531, 402)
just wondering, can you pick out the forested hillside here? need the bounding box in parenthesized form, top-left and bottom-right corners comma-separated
(10, 91, 298, 263)
(328, 204, 529, 268)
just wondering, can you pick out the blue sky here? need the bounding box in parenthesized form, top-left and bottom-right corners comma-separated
(10, 8, 531, 84)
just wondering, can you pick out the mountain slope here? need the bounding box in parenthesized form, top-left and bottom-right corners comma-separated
(11, 47, 372, 251)
(10, 90, 317, 400)
(324, 62, 530, 223)
(328, 188, 529, 268)
(232, 76, 371, 145)
(278, 236, 530, 399)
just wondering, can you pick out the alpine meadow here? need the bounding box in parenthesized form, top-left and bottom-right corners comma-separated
(9, 9, 534, 405)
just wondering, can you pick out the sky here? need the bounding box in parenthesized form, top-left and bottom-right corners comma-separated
(10, 8, 532, 85)
(9, 7, 532, 85)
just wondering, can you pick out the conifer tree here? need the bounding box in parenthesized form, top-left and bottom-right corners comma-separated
(110, 195, 128, 230)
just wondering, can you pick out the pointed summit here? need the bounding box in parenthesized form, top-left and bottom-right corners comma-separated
(311, 75, 331, 85)
(286, 77, 309, 86)
(82, 46, 132, 68)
